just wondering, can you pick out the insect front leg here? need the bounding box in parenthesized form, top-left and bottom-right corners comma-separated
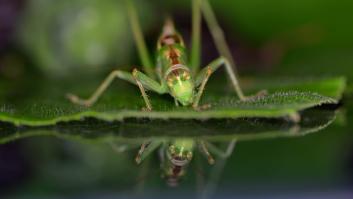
(132, 69, 168, 111)
(193, 57, 238, 109)
(198, 140, 215, 165)
(66, 70, 136, 107)
(198, 139, 236, 165)
(193, 66, 212, 109)
(198, 140, 236, 199)
(135, 140, 162, 164)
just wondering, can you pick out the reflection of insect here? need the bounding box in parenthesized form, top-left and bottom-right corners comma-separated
(112, 138, 236, 187)
(66, 0, 265, 110)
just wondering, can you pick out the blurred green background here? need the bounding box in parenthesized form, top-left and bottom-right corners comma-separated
(0, 0, 353, 198)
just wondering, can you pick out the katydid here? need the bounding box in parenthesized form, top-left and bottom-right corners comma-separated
(111, 138, 237, 187)
(66, 0, 265, 110)
(66, 0, 262, 186)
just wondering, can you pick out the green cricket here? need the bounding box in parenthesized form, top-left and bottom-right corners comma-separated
(111, 138, 237, 187)
(67, 0, 264, 185)
(66, 0, 264, 110)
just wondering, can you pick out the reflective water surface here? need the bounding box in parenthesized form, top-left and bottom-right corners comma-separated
(0, 108, 343, 198)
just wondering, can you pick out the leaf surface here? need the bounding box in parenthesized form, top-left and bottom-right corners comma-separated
(0, 76, 345, 126)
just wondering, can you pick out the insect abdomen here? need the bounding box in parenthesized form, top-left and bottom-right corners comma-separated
(158, 44, 187, 72)
(156, 18, 189, 73)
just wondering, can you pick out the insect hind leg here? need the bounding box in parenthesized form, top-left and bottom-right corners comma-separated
(200, 0, 268, 101)
(67, 68, 167, 109)
(195, 57, 267, 102)
(66, 70, 135, 107)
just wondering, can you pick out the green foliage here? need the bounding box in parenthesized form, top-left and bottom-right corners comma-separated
(0, 76, 345, 126)
(0, 109, 336, 144)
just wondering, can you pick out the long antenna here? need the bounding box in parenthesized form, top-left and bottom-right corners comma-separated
(125, 0, 155, 78)
(201, 0, 245, 100)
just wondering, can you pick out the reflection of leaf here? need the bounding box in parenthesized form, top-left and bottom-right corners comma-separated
(0, 109, 336, 144)
(0, 77, 345, 126)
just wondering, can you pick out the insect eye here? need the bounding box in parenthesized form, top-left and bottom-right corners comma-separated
(182, 72, 190, 81)
(167, 77, 174, 87)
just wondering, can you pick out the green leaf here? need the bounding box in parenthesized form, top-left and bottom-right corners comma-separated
(0, 76, 345, 126)
(0, 109, 337, 144)
(246, 77, 346, 100)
